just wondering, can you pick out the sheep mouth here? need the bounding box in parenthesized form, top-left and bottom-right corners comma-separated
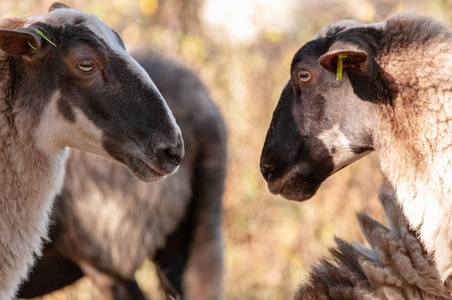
(122, 154, 179, 183)
(267, 164, 322, 202)
(267, 166, 297, 194)
(103, 139, 181, 183)
(131, 157, 179, 182)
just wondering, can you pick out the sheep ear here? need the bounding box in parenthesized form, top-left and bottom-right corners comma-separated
(49, 2, 72, 12)
(319, 41, 369, 75)
(0, 28, 42, 57)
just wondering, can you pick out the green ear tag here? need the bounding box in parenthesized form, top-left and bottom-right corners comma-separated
(34, 28, 57, 47)
(337, 54, 347, 80)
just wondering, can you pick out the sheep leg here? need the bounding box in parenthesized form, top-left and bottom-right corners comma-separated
(181, 196, 223, 300)
(153, 153, 225, 300)
(79, 262, 147, 300)
(153, 215, 191, 299)
(182, 150, 225, 300)
(110, 280, 147, 300)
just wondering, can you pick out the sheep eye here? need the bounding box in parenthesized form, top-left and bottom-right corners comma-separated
(298, 71, 311, 83)
(78, 60, 94, 72)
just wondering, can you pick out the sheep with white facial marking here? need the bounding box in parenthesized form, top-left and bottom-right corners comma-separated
(260, 12, 452, 296)
(0, 3, 183, 299)
(18, 50, 226, 300)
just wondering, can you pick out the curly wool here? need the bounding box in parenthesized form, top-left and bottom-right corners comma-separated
(295, 187, 452, 300)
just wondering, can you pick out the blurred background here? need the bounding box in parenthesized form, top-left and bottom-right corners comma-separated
(3, 0, 452, 299)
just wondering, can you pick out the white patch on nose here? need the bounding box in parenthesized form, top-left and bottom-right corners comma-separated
(318, 124, 371, 173)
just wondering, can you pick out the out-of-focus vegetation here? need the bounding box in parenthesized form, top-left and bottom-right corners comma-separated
(4, 0, 452, 299)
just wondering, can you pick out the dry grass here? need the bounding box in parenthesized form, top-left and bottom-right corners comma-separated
(4, 0, 452, 299)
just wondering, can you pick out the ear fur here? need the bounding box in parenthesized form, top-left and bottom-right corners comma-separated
(0, 28, 42, 57)
(0, 15, 25, 30)
(49, 2, 72, 12)
(319, 41, 369, 74)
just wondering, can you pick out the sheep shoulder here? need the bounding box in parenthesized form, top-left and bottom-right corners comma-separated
(369, 14, 452, 282)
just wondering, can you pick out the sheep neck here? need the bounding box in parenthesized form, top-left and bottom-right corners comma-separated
(0, 54, 68, 298)
(376, 30, 452, 282)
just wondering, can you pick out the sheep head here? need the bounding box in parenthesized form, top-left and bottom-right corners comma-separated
(0, 3, 185, 183)
(260, 27, 386, 201)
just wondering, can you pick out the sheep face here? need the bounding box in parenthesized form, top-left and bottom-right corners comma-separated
(0, 3, 184, 182)
(260, 34, 380, 201)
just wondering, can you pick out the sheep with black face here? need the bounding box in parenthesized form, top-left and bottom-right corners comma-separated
(260, 12, 452, 285)
(0, 3, 182, 298)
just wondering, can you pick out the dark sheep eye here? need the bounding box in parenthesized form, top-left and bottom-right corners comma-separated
(78, 60, 94, 72)
(298, 70, 311, 83)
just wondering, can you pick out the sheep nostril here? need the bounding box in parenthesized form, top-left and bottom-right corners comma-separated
(260, 163, 274, 182)
(164, 148, 182, 166)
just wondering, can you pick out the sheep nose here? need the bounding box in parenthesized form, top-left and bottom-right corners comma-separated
(164, 146, 183, 166)
(260, 162, 275, 182)
(155, 136, 185, 169)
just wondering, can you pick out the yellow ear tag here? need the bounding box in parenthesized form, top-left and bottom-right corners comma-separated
(337, 54, 347, 80)
(28, 41, 36, 50)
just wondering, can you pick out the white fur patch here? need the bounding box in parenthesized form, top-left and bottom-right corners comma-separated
(35, 90, 107, 157)
(318, 124, 371, 172)
(69, 108, 108, 156)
